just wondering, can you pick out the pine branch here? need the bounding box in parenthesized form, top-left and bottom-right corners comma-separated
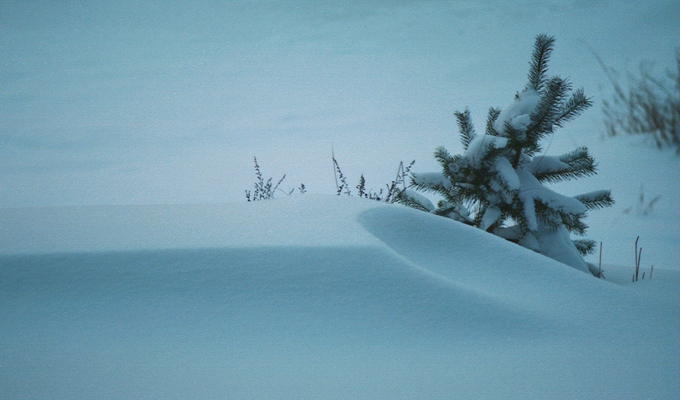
(573, 238, 597, 255)
(432, 202, 472, 224)
(526, 77, 570, 143)
(530, 199, 586, 235)
(558, 146, 597, 179)
(574, 190, 615, 211)
(410, 173, 452, 195)
(478, 143, 507, 170)
(559, 212, 588, 236)
(444, 156, 469, 182)
(471, 203, 489, 227)
(504, 122, 529, 165)
(532, 147, 596, 183)
(527, 34, 555, 91)
(434, 146, 454, 167)
(434, 149, 463, 194)
(553, 88, 592, 128)
(559, 146, 594, 165)
(485, 107, 501, 136)
(455, 109, 476, 151)
(395, 190, 434, 212)
(489, 175, 517, 204)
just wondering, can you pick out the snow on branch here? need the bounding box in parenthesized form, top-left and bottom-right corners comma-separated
(574, 190, 615, 211)
(529, 146, 596, 183)
(411, 172, 452, 192)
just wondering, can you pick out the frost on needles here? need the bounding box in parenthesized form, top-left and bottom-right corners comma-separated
(399, 34, 614, 275)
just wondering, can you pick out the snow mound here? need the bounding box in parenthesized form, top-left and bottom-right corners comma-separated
(1, 196, 678, 399)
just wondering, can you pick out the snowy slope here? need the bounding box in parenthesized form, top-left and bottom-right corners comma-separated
(1, 195, 677, 399)
(536, 131, 680, 273)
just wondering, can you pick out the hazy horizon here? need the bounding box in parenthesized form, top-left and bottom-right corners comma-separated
(1, 0, 678, 207)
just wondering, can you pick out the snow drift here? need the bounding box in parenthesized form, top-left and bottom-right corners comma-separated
(0, 195, 678, 399)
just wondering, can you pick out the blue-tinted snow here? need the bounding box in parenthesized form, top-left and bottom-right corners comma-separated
(1, 196, 678, 399)
(0, 1, 678, 397)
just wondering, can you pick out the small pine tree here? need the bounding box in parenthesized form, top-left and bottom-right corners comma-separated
(399, 34, 614, 275)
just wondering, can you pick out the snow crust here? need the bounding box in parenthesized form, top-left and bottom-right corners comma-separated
(1, 195, 677, 399)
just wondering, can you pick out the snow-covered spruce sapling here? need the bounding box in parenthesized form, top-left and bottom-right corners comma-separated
(398, 34, 614, 275)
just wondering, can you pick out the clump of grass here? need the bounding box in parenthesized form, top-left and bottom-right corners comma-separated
(332, 153, 351, 196)
(245, 157, 304, 201)
(632, 236, 654, 282)
(596, 242, 605, 279)
(622, 185, 662, 216)
(597, 50, 680, 154)
(332, 153, 414, 203)
(245, 155, 410, 202)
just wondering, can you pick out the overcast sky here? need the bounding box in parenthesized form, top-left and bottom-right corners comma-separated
(1, 0, 678, 207)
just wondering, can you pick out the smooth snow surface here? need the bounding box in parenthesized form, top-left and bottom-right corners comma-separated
(1, 195, 678, 399)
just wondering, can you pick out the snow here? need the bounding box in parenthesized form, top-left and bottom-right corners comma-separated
(516, 168, 587, 216)
(400, 188, 435, 212)
(0, 1, 677, 208)
(465, 134, 508, 165)
(493, 88, 541, 136)
(575, 189, 614, 208)
(535, 224, 590, 274)
(527, 154, 571, 176)
(1, 195, 678, 399)
(411, 171, 451, 190)
(492, 156, 520, 192)
(479, 205, 502, 231)
(0, 0, 678, 398)
(552, 135, 680, 272)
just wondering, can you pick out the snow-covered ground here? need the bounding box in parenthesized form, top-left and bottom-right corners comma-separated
(554, 134, 680, 273)
(0, 195, 678, 399)
(1, 1, 678, 398)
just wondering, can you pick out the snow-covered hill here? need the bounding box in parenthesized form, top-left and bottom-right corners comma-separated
(1, 195, 677, 399)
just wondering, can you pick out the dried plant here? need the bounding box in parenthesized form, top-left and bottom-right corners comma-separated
(598, 50, 680, 154)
